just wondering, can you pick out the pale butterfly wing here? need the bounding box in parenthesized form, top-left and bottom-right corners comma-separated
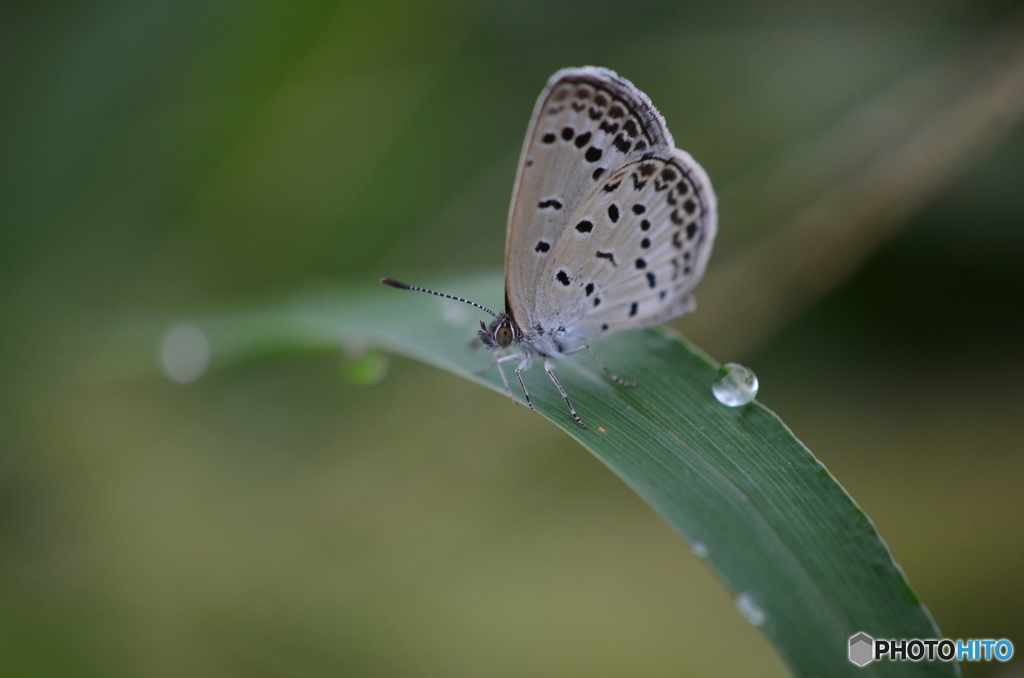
(541, 150, 716, 339)
(504, 67, 716, 343)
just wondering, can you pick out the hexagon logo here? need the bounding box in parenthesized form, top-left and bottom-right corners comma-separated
(849, 632, 874, 667)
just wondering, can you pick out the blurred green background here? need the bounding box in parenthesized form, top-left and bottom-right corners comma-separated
(3, 1, 1023, 676)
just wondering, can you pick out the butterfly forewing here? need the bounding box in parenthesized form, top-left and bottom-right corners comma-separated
(504, 67, 717, 343)
(505, 69, 673, 321)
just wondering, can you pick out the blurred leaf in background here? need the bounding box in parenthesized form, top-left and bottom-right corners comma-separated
(1, 0, 1022, 676)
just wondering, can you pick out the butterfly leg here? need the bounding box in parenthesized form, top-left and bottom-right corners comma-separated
(564, 345, 636, 388)
(493, 354, 518, 402)
(543, 358, 586, 429)
(513, 358, 536, 413)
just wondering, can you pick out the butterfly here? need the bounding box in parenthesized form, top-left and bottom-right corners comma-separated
(382, 66, 717, 428)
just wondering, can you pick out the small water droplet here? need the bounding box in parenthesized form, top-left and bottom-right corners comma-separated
(160, 323, 210, 384)
(691, 541, 708, 559)
(343, 351, 390, 385)
(712, 362, 758, 406)
(734, 592, 767, 627)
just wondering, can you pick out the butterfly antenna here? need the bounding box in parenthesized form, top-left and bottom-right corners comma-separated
(380, 278, 498, 318)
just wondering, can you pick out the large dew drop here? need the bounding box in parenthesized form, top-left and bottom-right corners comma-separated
(712, 363, 758, 407)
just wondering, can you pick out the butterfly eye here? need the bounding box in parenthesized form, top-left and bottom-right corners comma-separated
(495, 325, 514, 348)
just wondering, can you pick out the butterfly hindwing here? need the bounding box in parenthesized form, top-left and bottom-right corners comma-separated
(505, 67, 717, 342)
(542, 151, 716, 339)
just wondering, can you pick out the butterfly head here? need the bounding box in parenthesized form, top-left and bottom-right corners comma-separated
(479, 313, 520, 352)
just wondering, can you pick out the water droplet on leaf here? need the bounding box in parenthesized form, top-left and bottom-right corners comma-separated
(160, 323, 210, 384)
(712, 363, 758, 406)
(735, 592, 767, 626)
(343, 351, 390, 385)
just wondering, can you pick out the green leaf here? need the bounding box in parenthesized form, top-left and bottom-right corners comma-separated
(186, 272, 955, 678)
